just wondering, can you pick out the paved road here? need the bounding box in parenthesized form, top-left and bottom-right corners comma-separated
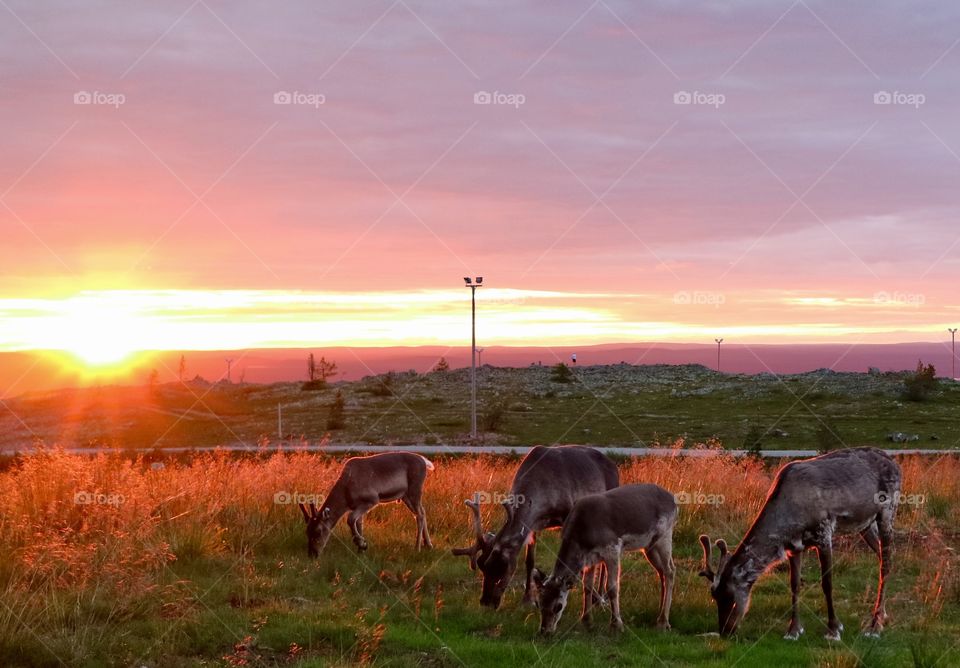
(5, 443, 958, 458)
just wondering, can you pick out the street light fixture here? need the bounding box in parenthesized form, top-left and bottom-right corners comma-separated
(476, 347, 485, 366)
(950, 328, 958, 379)
(464, 277, 483, 438)
(714, 338, 724, 373)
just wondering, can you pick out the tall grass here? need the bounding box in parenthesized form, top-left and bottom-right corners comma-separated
(0, 446, 957, 664)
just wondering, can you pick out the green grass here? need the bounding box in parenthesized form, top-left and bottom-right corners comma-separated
(8, 523, 957, 667)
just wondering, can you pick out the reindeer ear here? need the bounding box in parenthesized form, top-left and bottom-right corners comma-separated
(298, 503, 311, 524)
(531, 567, 546, 587)
(321, 507, 332, 520)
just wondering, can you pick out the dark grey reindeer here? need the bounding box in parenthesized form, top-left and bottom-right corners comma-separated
(299, 452, 434, 557)
(700, 447, 901, 640)
(452, 445, 619, 608)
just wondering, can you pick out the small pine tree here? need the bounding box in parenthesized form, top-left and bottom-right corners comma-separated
(551, 362, 574, 383)
(307, 353, 318, 381)
(434, 357, 450, 373)
(178, 354, 186, 383)
(318, 356, 338, 382)
(326, 390, 346, 430)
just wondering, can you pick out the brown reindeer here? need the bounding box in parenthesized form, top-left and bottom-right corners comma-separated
(299, 452, 434, 557)
(535, 483, 678, 635)
(700, 447, 901, 640)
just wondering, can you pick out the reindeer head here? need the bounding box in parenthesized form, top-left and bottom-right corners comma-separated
(699, 534, 749, 636)
(452, 494, 522, 609)
(534, 568, 575, 634)
(299, 502, 334, 558)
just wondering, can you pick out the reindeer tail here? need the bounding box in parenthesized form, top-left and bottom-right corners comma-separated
(420, 455, 435, 471)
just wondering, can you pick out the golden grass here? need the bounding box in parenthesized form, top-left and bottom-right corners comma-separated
(0, 446, 957, 662)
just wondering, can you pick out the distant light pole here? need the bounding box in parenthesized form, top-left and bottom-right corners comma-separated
(464, 277, 483, 438)
(476, 347, 485, 367)
(225, 358, 234, 383)
(714, 338, 724, 372)
(950, 328, 958, 379)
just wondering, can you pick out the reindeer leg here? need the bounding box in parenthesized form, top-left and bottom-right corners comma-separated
(866, 517, 893, 636)
(348, 504, 374, 551)
(401, 497, 424, 551)
(580, 564, 596, 628)
(645, 540, 674, 631)
(522, 533, 538, 606)
(419, 502, 433, 550)
(784, 551, 804, 640)
(605, 551, 623, 632)
(817, 538, 842, 641)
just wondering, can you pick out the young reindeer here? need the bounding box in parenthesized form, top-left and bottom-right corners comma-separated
(700, 447, 901, 640)
(536, 484, 678, 635)
(452, 445, 619, 609)
(298, 452, 434, 557)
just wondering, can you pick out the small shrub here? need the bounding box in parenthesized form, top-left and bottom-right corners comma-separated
(815, 419, 845, 452)
(370, 372, 396, 397)
(301, 379, 327, 392)
(903, 360, 938, 402)
(432, 357, 449, 373)
(326, 391, 346, 430)
(551, 363, 573, 383)
(481, 402, 506, 432)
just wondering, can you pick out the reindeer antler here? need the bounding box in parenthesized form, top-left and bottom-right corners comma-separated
(451, 494, 490, 570)
(698, 534, 715, 580)
(699, 534, 731, 582)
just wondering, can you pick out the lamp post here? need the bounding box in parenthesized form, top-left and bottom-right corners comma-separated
(225, 358, 234, 383)
(950, 328, 958, 379)
(714, 338, 723, 373)
(464, 277, 483, 438)
(476, 347, 484, 367)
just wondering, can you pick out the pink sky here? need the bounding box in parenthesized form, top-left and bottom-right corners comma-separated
(2, 1, 960, 353)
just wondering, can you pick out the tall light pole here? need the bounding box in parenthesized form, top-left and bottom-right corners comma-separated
(714, 338, 723, 372)
(476, 347, 485, 367)
(225, 358, 234, 383)
(464, 277, 483, 438)
(950, 328, 958, 379)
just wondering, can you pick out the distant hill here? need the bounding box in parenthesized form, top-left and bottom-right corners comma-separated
(1, 341, 956, 395)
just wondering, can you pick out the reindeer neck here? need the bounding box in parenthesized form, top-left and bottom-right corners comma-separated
(493, 504, 535, 550)
(321, 480, 349, 519)
(726, 518, 787, 587)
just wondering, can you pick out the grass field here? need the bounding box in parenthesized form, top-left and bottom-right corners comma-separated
(1, 448, 958, 667)
(3, 364, 960, 453)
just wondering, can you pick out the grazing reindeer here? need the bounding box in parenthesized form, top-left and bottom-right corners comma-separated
(536, 484, 677, 635)
(452, 445, 619, 609)
(700, 447, 901, 640)
(298, 452, 434, 557)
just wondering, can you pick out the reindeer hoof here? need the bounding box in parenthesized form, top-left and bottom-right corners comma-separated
(783, 626, 804, 641)
(355, 539, 368, 552)
(656, 621, 671, 632)
(824, 628, 842, 642)
(580, 616, 592, 630)
(610, 620, 624, 633)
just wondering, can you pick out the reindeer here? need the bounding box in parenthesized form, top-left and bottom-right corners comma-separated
(535, 484, 677, 635)
(298, 452, 434, 557)
(700, 447, 901, 640)
(452, 445, 619, 608)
